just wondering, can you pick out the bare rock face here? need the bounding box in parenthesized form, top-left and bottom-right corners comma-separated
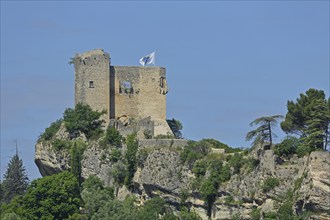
(133, 148, 193, 207)
(296, 151, 330, 219)
(35, 141, 70, 176)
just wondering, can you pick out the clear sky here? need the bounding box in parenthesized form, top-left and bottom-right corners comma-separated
(1, 1, 329, 180)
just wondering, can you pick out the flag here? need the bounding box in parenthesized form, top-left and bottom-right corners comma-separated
(139, 51, 155, 66)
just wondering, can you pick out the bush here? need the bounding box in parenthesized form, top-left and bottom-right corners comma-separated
(201, 139, 242, 153)
(4, 172, 81, 220)
(219, 164, 231, 182)
(166, 118, 183, 139)
(110, 163, 127, 186)
(70, 141, 87, 183)
(296, 144, 313, 157)
(109, 149, 122, 162)
(277, 202, 295, 220)
(100, 126, 122, 148)
(228, 153, 244, 174)
(250, 207, 261, 220)
(274, 136, 300, 158)
(192, 160, 207, 178)
(224, 195, 234, 204)
(137, 148, 151, 168)
(262, 177, 280, 193)
(180, 140, 211, 167)
(124, 133, 139, 188)
(63, 103, 106, 140)
(52, 139, 72, 151)
(40, 119, 62, 141)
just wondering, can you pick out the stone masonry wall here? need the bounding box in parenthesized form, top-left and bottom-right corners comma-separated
(112, 66, 167, 120)
(74, 49, 110, 122)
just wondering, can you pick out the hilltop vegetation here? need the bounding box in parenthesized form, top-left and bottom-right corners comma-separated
(1, 88, 329, 220)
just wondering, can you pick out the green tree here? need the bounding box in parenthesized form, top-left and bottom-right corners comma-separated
(3, 171, 81, 220)
(100, 126, 122, 148)
(167, 118, 183, 138)
(1, 154, 29, 203)
(81, 176, 114, 219)
(246, 115, 283, 146)
(124, 133, 139, 188)
(281, 88, 330, 151)
(63, 103, 106, 139)
(70, 141, 87, 184)
(274, 136, 300, 158)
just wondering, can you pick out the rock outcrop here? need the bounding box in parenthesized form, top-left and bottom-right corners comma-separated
(35, 127, 330, 220)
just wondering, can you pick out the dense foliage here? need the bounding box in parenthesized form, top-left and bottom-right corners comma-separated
(1, 171, 81, 220)
(63, 103, 106, 139)
(124, 133, 139, 188)
(1, 154, 29, 203)
(262, 177, 280, 193)
(281, 88, 330, 152)
(40, 119, 62, 141)
(167, 118, 183, 138)
(274, 136, 301, 158)
(99, 126, 122, 148)
(70, 141, 87, 184)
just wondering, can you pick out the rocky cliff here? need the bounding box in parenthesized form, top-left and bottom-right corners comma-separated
(35, 126, 330, 220)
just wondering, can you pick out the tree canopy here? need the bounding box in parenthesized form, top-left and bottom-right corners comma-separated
(63, 103, 106, 139)
(3, 171, 81, 220)
(246, 115, 283, 146)
(167, 118, 183, 139)
(1, 154, 29, 203)
(281, 88, 330, 151)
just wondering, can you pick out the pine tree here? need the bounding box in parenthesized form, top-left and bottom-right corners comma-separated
(2, 154, 29, 203)
(246, 115, 283, 146)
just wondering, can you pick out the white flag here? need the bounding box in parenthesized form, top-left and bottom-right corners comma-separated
(139, 51, 155, 66)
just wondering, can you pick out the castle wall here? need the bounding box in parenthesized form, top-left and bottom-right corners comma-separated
(74, 49, 110, 122)
(74, 49, 168, 126)
(112, 66, 167, 120)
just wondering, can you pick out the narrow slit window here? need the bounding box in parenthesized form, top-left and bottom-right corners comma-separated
(89, 81, 94, 88)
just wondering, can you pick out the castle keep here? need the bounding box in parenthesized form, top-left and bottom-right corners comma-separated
(74, 49, 172, 137)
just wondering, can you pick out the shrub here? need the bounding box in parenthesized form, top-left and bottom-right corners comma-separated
(179, 207, 202, 220)
(219, 164, 231, 182)
(70, 141, 87, 184)
(277, 202, 295, 220)
(181, 140, 210, 167)
(40, 119, 62, 141)
(166, 118, 183, 138)
(200, 179, 217, 213)
(228, 153, 244, 174)
(63, 103, 106, 140)
(224, 195, 234, 204)
(100, 126, 122, 148)
(124, 133, 139, 188)
(110, 163, 127, 186)
(274, 136, 300, 158)
(192, 160, 207, 178)
(250, 207, 261, 220)
(52, 139, 72, 151)
(201, 138, 242, 153)
(137, 148, 151, 168)
(109, 149, 122, 162)
(143, 129, 152, 139)
(262, 177, 280, 193)
(296, 144, 313, 157)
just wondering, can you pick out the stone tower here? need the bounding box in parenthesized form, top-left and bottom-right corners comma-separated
(74, 49, 172, 137)
(74, 49, 110, 121)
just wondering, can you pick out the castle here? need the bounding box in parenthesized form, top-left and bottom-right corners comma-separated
(73, 49, 173, 137)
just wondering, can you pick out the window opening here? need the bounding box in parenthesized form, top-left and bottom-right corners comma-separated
(89, 81, 94, 88)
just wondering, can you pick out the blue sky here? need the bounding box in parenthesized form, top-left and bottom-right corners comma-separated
(1, 1, 329, 180)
